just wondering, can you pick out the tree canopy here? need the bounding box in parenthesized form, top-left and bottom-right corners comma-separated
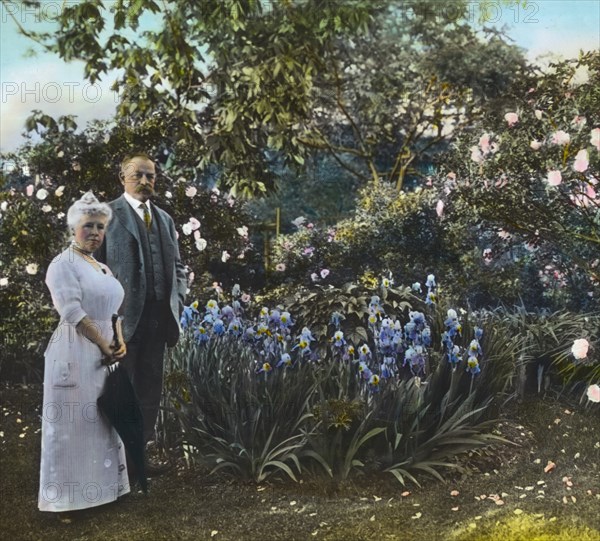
(8, 0, 529, 195)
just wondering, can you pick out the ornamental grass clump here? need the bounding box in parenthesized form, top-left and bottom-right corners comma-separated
(164, 277, 520, 485)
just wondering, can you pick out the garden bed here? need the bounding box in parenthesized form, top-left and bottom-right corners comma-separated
(1, 382, 598, 540)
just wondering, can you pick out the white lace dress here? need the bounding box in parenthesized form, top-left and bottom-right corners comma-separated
(38, 247, 130, 512)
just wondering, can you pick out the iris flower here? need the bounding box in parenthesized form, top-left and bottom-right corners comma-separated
(206, 299, 219, 314)
(258, 362, 272, 374)
(269, 309, 281, 325)
(333, 331, 346, 347)
(194, 326, 209, 343)
(213, 319, 225, 336)
(331, 311, 345, 328)
(276, 353, 293, 368)
(467, 356, 480, 375)
(358, 361, 372, 380)
(228, 319, 242, 336)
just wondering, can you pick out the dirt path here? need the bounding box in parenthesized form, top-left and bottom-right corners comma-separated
(1, 383, 599, 540)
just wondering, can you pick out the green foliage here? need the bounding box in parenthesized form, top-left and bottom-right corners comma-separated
(487, 306, 600, 393)
(161, 287, 530, 486)
(287, 281, 414, 344)
(245, 155, 360, 228)
(0, 190, 66, 380)
(0, 119, 258, 380)
(440, 52, 600, 310)
(305, 0, 529, 189)
(270, 181, 451, 289)
(163, 335, 317, 482)
(12, 1, 528, 194)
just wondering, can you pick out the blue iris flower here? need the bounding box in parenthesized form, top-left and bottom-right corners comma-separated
(221, 305, 235, 321)
(180, 305, 197, 329)
(276, 353, 293, 368)
(467, 356, 481, 375)
(228, 318, 242, 336)
(422, 327, 432, 347)
(404, 322, 417, 342)
(330, 311, 345, 328)
(194, 326, 209, 343)
(213, 319, 225, 336)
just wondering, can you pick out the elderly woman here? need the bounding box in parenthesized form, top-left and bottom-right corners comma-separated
(38, 191, 129, 518)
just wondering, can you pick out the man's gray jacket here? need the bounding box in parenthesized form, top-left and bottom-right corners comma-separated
(96, 195, 187, 347)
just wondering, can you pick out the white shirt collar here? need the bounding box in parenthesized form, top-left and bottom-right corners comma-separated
(123, 192, 151, 215)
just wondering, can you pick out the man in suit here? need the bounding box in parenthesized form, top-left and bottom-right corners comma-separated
(96, 153, 187, 465)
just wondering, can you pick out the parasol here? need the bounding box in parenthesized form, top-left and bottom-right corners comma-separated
(97, 314, 148, 493)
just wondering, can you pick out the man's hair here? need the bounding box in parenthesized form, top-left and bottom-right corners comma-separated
(121, 152, 154, 170)
(119, 152, 156, 181)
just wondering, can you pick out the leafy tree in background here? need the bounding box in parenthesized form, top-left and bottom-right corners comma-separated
(0, 117, 258, 380)
(300, 0, 530, 189)
(7, 0, 374, 196)
(6, 0, 529, 196)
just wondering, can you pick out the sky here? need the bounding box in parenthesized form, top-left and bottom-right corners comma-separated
(1, 0, 599, 153)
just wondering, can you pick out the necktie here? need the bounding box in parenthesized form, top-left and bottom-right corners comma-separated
(139, 203, 151, 230)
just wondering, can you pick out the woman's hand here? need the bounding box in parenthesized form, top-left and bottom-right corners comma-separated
(99, 340, 126, 364)
(111, 341, 127, 360)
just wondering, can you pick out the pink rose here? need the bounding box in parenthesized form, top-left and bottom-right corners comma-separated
(551, 130, 570, 145)
(546, 170, 562, 186)
(504, 112, 519, 127)
(320, 269, 330, 279)
(573, 149, 589, 172)
(470, 146, 483, 163)
(275, 263, 286, 272)
(479, 133, 491, 153)
(571, 338, 589, 360)
(587, 384, 600, 403)
(189, 217, 201, 230)
(185, 186, 197, 198)
(26, 184, 34, 196)
(591, 128, 600, 151)
(530, 140, 542, 150)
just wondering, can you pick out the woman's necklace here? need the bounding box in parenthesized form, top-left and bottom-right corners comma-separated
(71, 243, 106, 274)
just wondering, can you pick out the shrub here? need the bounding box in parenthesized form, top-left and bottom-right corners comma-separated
(161, 278, 523, 485)
(438, 53, 600, 311)
(0, 119, 260, 381)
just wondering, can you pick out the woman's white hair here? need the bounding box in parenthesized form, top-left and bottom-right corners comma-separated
(66, 191, 112, 230)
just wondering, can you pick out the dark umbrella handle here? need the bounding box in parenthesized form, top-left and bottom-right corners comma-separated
(102, 314, 123, 367)
(111, 314, 121, 348)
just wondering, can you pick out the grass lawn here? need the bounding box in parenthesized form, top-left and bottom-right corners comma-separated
(1, 383, 599, 540)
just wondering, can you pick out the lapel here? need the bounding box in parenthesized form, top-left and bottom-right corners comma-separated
(151, 201, 175, 283)
(112, 195, 142, 243)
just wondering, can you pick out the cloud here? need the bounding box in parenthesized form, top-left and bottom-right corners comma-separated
(0, 59, 119, 152)
(524, 28, 598, 64)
